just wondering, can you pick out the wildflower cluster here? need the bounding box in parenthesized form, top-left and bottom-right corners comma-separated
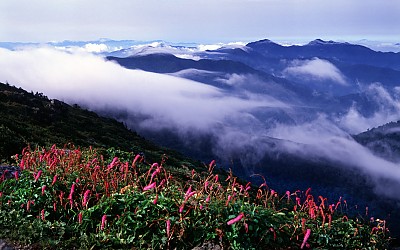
(0, 145, 392, 249)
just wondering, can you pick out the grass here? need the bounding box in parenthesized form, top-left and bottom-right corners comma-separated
(0, 145, 392, 249)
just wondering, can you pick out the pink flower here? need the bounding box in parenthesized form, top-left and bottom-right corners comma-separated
(204, 181, 209, 190)
(53, 202, 57, 212)
(150, 168, 160, 182)
(270, 190, 275, 197)
(301, 218, 306, 231)
(225, 195, 232, 206)
(179, 204, 185, 213)
(133, 154, 141, 166)
(371, 227, 379, 234)
(14, 171, 19, 180)
(310, 207, 316, 219)
(301, 229, 311, 249)
(166, 219, 171, 237)
(101, 214, 107, 230)
(19, 159, 24, 169)
(78, 212, 83, 224)
(227, 213, 244, 225)
(143, 182, 156, 191)
(158, 179, 166, 188)
(214, 174, 219, 182)
(51, 175, 58, 186)
(185, 191, 196, 201)
(68, 183, 76, 200)
(82, 190, 90, 207)
(209, 160, 215, 171)
(122, 162, 129, 179)
(205, 195, 211, 203)
(270, 228, 277, 241)
(41, 209, 45, 221)
(259, 182, 267, 189)
(185, 186, 192, 197)
(59, 191, 65, 204)
(34, 170, 42, 182)
(109, 157, 118, 169)
(153, 194, 158, 204)
(41, 185, 46, 196)
(305, 188, 311, 196)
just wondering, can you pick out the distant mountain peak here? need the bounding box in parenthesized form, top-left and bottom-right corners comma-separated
(307, 39, 347, 46)
(253, 39, 275, 43)
(246, 39, 281, 47)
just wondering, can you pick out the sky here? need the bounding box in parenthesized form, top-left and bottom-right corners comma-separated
(1, 0, 399, 43)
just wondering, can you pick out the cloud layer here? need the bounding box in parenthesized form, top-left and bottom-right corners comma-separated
(1, 47, 400, 201)
(338, 83, 400, 134)
(284, 58, 347, 85)
(0, 47, 283, 132)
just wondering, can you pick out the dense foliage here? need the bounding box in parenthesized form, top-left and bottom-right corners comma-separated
(0, 82, 175, 163)
(0, 145, 391, 249)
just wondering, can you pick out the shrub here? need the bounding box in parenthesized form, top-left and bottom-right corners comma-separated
(0, 145, 392, 249)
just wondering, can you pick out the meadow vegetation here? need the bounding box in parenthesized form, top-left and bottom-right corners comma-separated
(0, 145, 391, 249)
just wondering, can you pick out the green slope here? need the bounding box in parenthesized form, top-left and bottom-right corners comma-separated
(0, 82, 192, 167)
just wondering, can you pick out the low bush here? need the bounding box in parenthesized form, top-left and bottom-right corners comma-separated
(0, 145, 391, 249)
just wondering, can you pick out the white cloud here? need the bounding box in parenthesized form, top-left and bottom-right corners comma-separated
(197, 44, 223, 51)
(216, 73, 248, 86)
(386, 127, 400, 134)
(53, 43, 122, 54)
(395, 86, 400, 97)
(338, 83, 400, 133)
(0, 47, 283, 132)
(284, 58, 347, 85)
(171, 69, 218, 78)
(174, 54, 201, 60)
(268, 115, 400, 199)
(83, 43, 110, 53)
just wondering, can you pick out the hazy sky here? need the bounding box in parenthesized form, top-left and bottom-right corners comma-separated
(1, 0, 399, 43)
